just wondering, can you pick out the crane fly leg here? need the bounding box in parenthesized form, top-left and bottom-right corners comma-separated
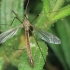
(29, 28, 46, 62)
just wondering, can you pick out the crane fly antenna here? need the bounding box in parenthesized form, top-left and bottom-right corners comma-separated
(25, 0, 29, 14)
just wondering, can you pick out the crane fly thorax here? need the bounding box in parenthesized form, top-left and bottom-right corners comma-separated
(23, 18, 30, 30)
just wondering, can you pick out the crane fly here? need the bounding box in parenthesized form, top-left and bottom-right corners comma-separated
(0, 5, 61, 67)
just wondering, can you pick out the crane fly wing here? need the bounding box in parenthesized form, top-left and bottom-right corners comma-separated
(33, 26, 61, 44)
(0, 26, 22, 44)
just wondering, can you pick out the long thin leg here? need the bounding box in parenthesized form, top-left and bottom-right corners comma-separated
(29, 29, 46, 63)
(30, 10, 60, 24)
(12, 10, 23, 23)
(3, 39, 24, 62)
(1, 16, 21, 26)
(31, 14, 39, 23)
(10, 28, 25, 50)
(31, 10, 60, 23)
(10, 17, 17, 26)
(1, 10, 23, 26)
(12, 37, 25, 50)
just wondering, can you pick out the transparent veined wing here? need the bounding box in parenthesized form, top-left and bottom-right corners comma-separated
(33, 26, 61, 44)
(0, 25, 22, 44)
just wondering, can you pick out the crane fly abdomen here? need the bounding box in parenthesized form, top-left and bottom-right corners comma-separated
(25, 26, 34, 67)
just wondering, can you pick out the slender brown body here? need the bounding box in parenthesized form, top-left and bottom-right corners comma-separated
(12, 11, 34, 67)
(23, 17, 34, 67)
(5, 10, 61, 67)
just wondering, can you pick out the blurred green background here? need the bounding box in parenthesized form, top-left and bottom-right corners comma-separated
(0, 0, 70, 70)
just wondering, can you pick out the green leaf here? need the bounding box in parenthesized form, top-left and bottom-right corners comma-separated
(1, 0, 24, 32)
(48, 17, 70, 70)
(42, 0, 70, 69)
(0, 0, 48, 69)
(0, 57, 4, 70)
(0, 0, 24, 66)
(18, 37, 47, 70)
(52, 5, 70, 21)
(56, 18, 70, 69)
(36, 0, 65, 30)
(43, 0, 64, 20)
(43, 0, 50, 18)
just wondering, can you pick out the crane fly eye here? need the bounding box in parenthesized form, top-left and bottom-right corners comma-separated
(29, 26, 33, 36)
(29, 26, 33, 31)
